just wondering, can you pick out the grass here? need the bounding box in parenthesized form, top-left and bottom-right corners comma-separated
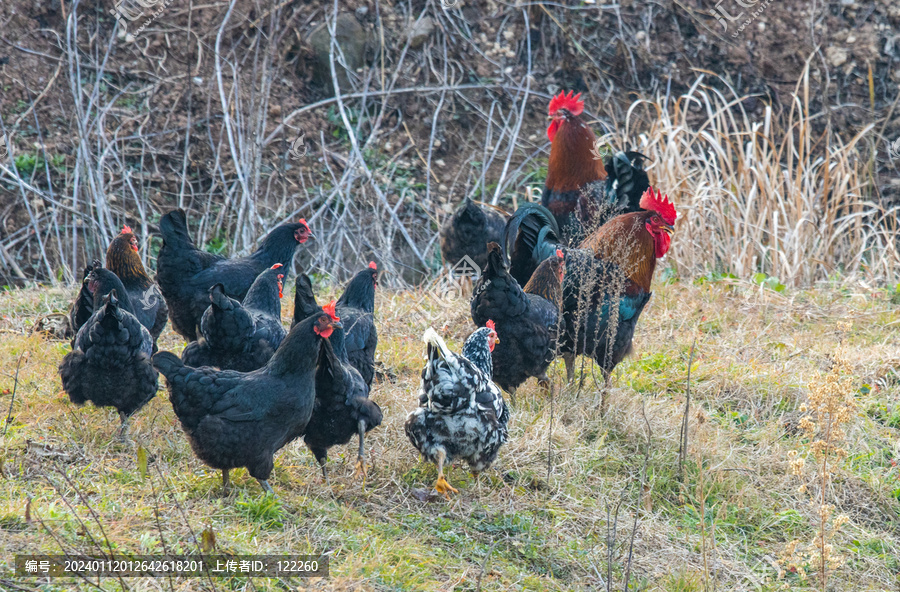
(1, 277, 899, 591)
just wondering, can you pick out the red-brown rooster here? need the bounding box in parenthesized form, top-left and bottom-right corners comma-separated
(504, 188, 677, 405)
(541, 90, 651, 252)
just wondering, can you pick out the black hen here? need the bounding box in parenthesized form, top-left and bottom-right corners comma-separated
(68, 259, 101, 343)
(335, 263, 379, 387)
(440, 198, 508, 271)
(303, 300, 383, 482)
(181, 264, 287, 371)
(405, 326, 508, 499)
(156, 209, 313, 341)
(471, 242, 564, 401)
(59, 268, 159, 440)
(152, 309, 340, 495)
(292, 273, 319, 328)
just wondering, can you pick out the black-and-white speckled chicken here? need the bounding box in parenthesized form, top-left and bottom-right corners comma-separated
(405, 325, 509, 499)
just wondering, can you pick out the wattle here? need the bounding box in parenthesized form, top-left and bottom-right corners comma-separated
(653, 232, 671, 259)
(547, 119, 560, 142)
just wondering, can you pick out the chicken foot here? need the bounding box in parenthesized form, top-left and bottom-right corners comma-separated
(434, 449, 458, 500)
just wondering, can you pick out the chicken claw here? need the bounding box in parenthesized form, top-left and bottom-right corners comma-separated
(353, 458, 367, 480)
(434, 475, 459, 500)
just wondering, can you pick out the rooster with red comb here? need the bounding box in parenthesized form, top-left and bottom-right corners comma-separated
(560, 188, 677, 410)
(543, 90, 651, 245)
(503, 182, 677, 407)
(504, 90, 651, 286)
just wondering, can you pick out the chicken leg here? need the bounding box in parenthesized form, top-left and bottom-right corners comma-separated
(257, 479, 275, 496)
(353, 419, 368, 480)
(318, 460, 331, 487)
(600, 369, 611, 416)
(117, 412, 130, 442)
(222, 469, 230, 496)
(434, 449, 458, 500)
(563, 353, 576, 384)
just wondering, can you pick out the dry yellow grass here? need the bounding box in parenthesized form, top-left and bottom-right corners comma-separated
(1, 277, 899, 591)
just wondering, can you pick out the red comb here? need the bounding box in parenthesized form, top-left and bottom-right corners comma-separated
(322, 300, 340, 322)
(298, 218, 309, 229)
(548, 91, 584, 116)
(121, 225, 133, 234)
(555, 249, 564, 259)
(368, 261, 377, 270)
(486, 320, 496, 331)
(271, 263, 283, 269)
(639, 188, 678, 225)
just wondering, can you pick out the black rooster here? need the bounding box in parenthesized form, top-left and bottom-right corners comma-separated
(59, 268, 159, 440)
(152, 308, 340, 495)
